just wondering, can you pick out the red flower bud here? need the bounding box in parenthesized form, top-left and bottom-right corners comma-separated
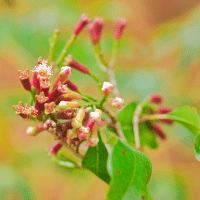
(40, 78, 51, 96)
(114, 19, 127, 40)
(26, 124, 45, 136)
(149, 94, 163, 104)
(44, 102, 56, 115)
(35, 92, 49, 115)
(152, 123, 166, 140)
(158, 106, 173, 114)
(18, 69, 31, 91)
(48, 82, 68, 102)
(89, 17, 104, 45)
(46, 141, 62, 157)
(74, 13, 91, 35)
(63, 79, 78, 91)
(64, 55, 90, 74)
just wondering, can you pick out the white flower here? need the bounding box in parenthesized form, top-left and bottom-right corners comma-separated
(32, 61, 52, 78)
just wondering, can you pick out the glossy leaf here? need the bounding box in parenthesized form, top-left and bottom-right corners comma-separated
(107, 138, 152, 200)
(118, 102, 158, 148)
(82, 134, 110, 184)
(194, 132, 200, 161)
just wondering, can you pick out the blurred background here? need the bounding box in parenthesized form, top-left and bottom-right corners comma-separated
(1, 0, 200, 199)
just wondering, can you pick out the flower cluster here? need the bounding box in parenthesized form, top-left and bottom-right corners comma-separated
(13, 13, 127, 158)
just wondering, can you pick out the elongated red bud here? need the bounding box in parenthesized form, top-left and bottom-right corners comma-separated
(74, 13, 91, 35)
(46, 141, 62, 157)
(52, 66, 72, 89)
(64, 55, 90, 74)
(35, 92, 49, 115)
(26, 124, 45, 136)
(18, 69, 31, 91)
(32, 72, 40, 92)
(89, 17, 104, 45)
(48, 82, 68, 102)
(40, 78, 51, 96)
(63, 79, 78, 91)
(152, 123, 166, 140)
(114, 19, 127, 40)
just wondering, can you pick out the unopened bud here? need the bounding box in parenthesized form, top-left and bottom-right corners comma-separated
(62, 88, 82, 100)
(74, 13, 91, 35)
(101, 82, 113, 97)
(114, 19, 127, 40)
(63, 79, 78, 91)
(158, 106, 173, 114)
(59, 101, 80, 110)
(46, 141, 62, 157)
(110, 97, 124, 109)
(26, 124, 45, 136)
(71, 108, 85, 129)
(18, 69, 31, 91)
(149, 94, 163, 104)
(64, 55, 90, 74)
(52, 66, 72, 89)
(152, 123, 166, 140)
(89, 17, 104, 45)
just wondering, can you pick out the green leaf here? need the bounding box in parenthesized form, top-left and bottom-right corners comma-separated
(82, 134, 110, 184)
(107, 138, 152, 200)
(52, 153, 77, 168)
(194, 132, 200, 161)
(168, 106, 200, 136)
(118, 102, 158, 149)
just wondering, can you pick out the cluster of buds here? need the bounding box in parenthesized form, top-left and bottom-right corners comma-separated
(148, 94, 174, 140)
(13, 14, 128, 158)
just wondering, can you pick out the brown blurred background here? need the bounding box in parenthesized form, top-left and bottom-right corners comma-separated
(1, 0, 200, 199)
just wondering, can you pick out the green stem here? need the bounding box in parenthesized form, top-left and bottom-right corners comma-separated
(56, 34, 77, 67)
(88, 71, 102, 90)
(133, 96, 150, 150)
(109, 39, 119, 67)
(77, 90, 98, 102)
(99, 96, 107, 107)
(29, 86, 36, 106)
(94, 43, 108, 70)
(49, 29, 60, 63)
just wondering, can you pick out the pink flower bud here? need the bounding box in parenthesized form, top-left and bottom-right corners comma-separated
(46, 141, 62, 157)
(40, 78, 51, 96)
(48, 82, 68, 102)
(74, 13, 91, 35)
(18, 69, 31, 91)
(159, 119, 174, 125)
(35, 92, 49, 115)
(63, 79, 78, 91)
(65, 55, 90, 74)
(52, 66, 72, 89)
(114, 19, 127, 40)
(109, 97, 124, 109)
(149, 94, 163, 104)
(152, 123, 166, 140)
(44, 102, 56, 115)
(71, 108, 85, 129)
(26, 124, 45, 136)
(88, 136, 99, 147)
(101, 82, 113, 96)
(89, 17, 104, 45)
